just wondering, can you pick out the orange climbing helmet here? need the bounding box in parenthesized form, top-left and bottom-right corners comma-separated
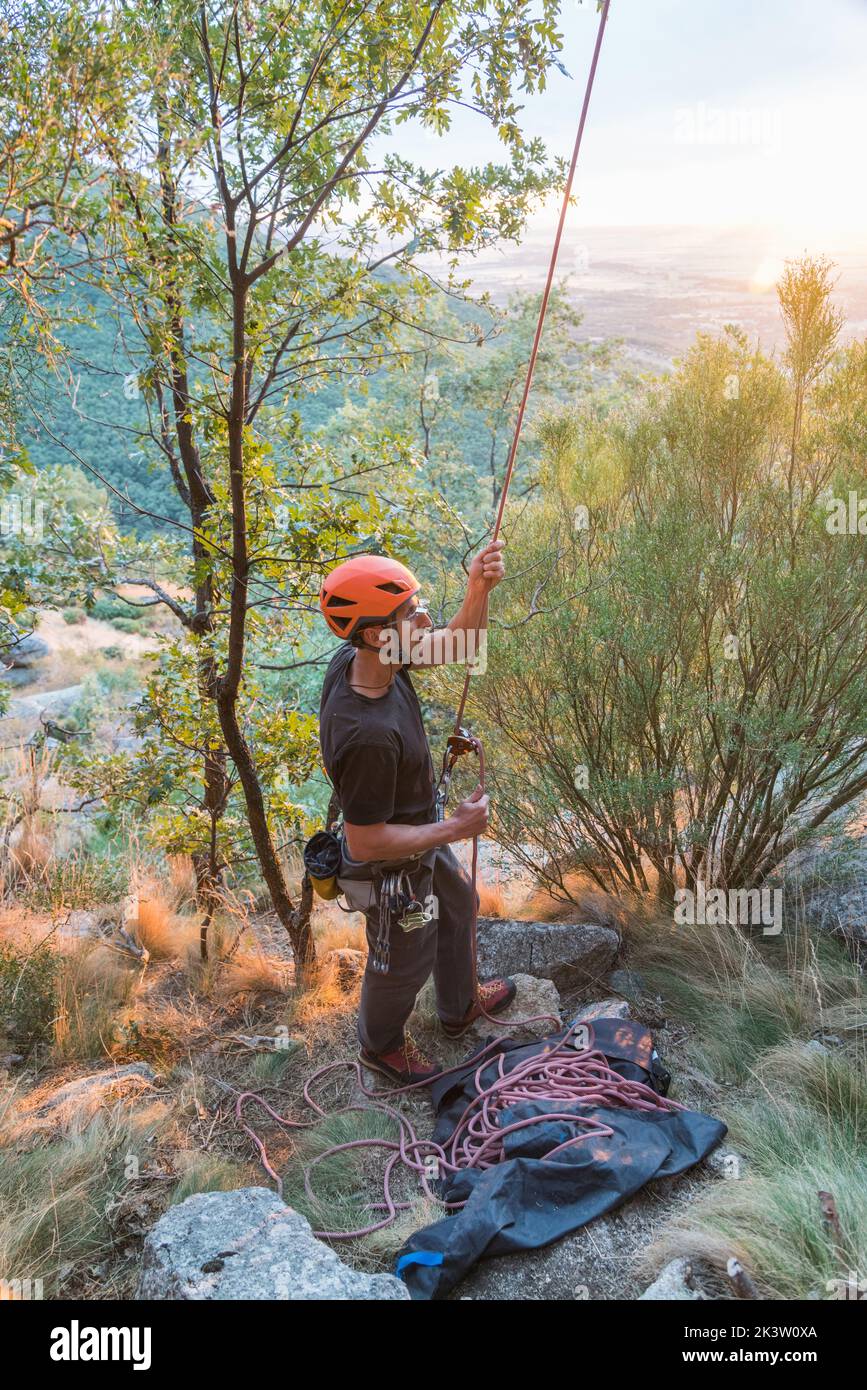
(319, 554, 420, 642)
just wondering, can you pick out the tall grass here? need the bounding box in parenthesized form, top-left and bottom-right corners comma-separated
(0, 1092, 170, 1297)
(633, 907, 866, 1297)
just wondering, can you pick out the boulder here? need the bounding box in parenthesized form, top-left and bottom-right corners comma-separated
(136, 1188, 409, 1300)
(476, 917, 619, 990)
(608, 968, 646, 1000)
(466, 973, 561, 1041)
(779, 830, 867, 946)
(799, 882, 867, 945)
(323, 947, 365, 991)
(573, 997, 631, 1023)
(1, 634, 49, 668)
(0, 665, 38, 688)
(639, 1258, 706, 1300)
(704, 1146, 748, 1180)
(35, 1062, 158, 1116)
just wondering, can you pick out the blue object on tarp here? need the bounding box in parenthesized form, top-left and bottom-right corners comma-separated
(397, 1017, 726, 1300)
(396, 1251, 445, 1275)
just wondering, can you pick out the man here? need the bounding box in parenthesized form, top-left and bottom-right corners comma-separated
(318, 542, 516, 1085)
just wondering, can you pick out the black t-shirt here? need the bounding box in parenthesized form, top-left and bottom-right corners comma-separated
(319, 644, 437, 826)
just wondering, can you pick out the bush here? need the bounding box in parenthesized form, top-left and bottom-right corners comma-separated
(89, 598, 139, 623)
(61, 607, 87, 625)
(458, 258, 867, 904)
(0, 939, 59, 1043)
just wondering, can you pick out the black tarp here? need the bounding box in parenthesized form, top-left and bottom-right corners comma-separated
(395, 1017, 727, 1299)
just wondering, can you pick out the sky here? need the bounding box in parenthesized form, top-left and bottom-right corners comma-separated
(394, 0, 867, 252)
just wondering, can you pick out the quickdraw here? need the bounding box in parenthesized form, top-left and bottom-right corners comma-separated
(371, 865, 436, 974)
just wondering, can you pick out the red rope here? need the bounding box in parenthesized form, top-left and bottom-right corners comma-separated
(454, 0, 611, 733)
(456, 0, 611, 1023)
(235, 1021, 685, 1240)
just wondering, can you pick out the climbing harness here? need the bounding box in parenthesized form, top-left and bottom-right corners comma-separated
(238, 1, 620, 1236)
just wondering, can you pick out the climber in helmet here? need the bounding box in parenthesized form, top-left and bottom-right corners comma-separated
(318, 542, 517, 1085)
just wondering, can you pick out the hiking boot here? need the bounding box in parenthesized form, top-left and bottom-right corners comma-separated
(358, 1037, 441, 1086)
(440, 976, 518, 1039)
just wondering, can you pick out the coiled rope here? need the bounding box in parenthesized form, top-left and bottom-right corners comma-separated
(235, 1020, 686, 1240)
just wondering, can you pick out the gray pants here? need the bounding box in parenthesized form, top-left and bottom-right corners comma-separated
(338, 843, 478, 1055)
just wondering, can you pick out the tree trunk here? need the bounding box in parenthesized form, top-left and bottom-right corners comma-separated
(214, 278, 315, 972)
(216, 692, 315, 970)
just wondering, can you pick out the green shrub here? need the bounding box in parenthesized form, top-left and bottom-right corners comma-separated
(89, 598, 138, 622)
(463, 260, 867, 906)
(61, 607, 87, 625)
(0, 939, 59, 1043)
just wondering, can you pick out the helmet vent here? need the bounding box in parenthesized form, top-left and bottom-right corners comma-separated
(376, 581, 406, 595)
(326, 594, 355, 607)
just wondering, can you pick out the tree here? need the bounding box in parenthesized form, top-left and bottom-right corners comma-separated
(7, 0, 576, 966)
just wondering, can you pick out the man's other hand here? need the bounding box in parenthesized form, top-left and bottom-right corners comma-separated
(447, 783, 490, 840)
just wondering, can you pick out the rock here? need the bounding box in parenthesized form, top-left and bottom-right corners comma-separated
(35, 1062, 158, 1115)
(0, 665, 37, 688)
(467, 974, 561, 1041)
(802, 1039, 830, 1056)
(800, 882, 867, 944)
(61, 908, 113, 939)
(136, 1188, 409, 1300)
(1, 634, 49, 668)
(476, 918, 619, 990)
(609, 968, 646, 999)
(705, 1146, 748, 1180)
(573, 997, 631, 1023)
(323, 948, 365, 991)
(780, 831, 867, 946)
(4, 684, 84, 720)
(639, 1258, 706, 1300)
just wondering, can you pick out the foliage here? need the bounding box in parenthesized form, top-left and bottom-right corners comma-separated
(0, 938, 59, 1043)
(457, 261, 867, 902)
(2, 0, 587, 952)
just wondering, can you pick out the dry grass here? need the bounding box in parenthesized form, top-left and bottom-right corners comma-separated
(53, 943, 141, 1063)
(129, 878, 192, 960)
(523, 872, 647, 938)
(627, 900, 866, 1298)
(476, 876, 509, 918)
